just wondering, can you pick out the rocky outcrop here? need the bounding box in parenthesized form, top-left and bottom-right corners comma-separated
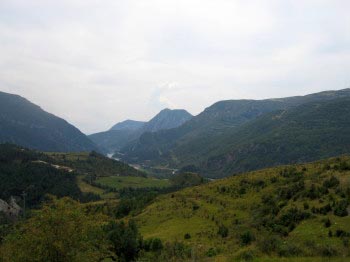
(0, 197, 21, 221)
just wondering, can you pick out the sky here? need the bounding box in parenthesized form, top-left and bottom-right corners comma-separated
(0, 0, 350, 134)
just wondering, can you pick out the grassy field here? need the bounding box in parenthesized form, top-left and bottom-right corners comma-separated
(76, 175, 117, 199)
(95, 176, 171, 190)
(134, 156, 350, 260)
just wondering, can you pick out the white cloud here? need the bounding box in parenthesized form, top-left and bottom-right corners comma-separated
(0, 0, 349, 133)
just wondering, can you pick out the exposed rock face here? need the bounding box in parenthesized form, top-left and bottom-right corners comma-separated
(0, 197, 21, 221)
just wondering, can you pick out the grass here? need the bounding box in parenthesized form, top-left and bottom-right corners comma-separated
(77, 175, 117, 199)
(96, 176, 171, 190)
(134, 156, 350, 260)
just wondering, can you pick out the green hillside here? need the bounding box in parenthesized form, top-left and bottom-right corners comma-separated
(122, 91, 350, 178)
(135, 156, 350, 261)
(0, 144, 149, 207)
(192, 97, 350, 177)
(0, 144, 89, 208)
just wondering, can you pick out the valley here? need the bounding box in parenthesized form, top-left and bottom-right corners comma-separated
(1, 89, 350, 262)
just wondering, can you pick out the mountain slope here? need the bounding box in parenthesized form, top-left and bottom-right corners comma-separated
(0, 91, 98, 152)
(88, 129, 139, 152)
(199, 97, 350, 177)
(89, 108, 192, 153)
(139, 108, 192, 133)
(121, 89, 350, 177)
(135, 156, 350, 260)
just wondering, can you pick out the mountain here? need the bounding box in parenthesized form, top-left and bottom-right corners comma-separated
(121, 89, 350, 177)
(0, 91, 98, 152)
(88, 130, 139, 153)
(89, 108, 193, 153)
(139, 108, 193, 133)
(110, 120, 145, 131)
(135, 156, 350, 260)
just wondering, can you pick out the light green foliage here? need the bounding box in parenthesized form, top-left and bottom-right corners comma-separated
(135, 157, 350, 259)
(96, 176, 171, 190)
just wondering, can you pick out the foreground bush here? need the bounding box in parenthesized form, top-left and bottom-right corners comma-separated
(0, 197, 111, 262)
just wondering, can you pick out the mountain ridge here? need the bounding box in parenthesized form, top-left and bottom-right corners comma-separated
(0, 91, 99, 152)
(121, 88, 350, 177)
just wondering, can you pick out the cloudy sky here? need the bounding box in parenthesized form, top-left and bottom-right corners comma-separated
(0, 0, 350, 134)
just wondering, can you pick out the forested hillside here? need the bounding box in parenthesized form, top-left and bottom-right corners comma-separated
(121, 89, 350, 178)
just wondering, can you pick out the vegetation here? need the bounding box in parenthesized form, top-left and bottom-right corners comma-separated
(170, 172, 206, 187)
(0, 144, 94, 208)
(47, 151, 146, 177)
(96, 176, 171, 190)
(0, 197, 111, 262)
(135, 156, 350, 260)
(120, 90, 350, 178)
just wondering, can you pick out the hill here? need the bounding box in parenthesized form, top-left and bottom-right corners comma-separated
(0, 91, 98, 152)
(121, 89, 350, 177)
(0, 144, 146, 208)
(134, 156, 350, 261)
(89, 108, 192, 153)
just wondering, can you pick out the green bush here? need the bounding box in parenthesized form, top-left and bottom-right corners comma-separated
(218, 225, 229, 238)
(240, 231, 255, 246)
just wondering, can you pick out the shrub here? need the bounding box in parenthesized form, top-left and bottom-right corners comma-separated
(240, 231, 255, 246)
(205, 247, 217, 257)
(321, 246, 338, 257)
(184, 233, 191, 240)
(323, 176, 340, 189)
(277, 242, 302, 257)
(238, 250, 255, 261)
(192, 204, 200, 211)
(334, 200, 349, 217)
(258, 235, 281, 254)
(324, 218, 332, 228)
(218, 225, 229, 238)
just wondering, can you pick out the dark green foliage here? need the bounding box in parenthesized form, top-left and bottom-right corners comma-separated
(0, 144, 90, 208)
(51, 151, 146, 178)
(240, 231, 255, 246)
(184, 233, 191, 239)
(218, 225, 229, 238)
(0, 91, 99, 152)
(323, 176, 340, 188)
(205, 247, 217, 257)
(334, 200, 349, 217)
(143, 238, 163, 252)
(321, 246, 338, 257)
(170, 172, 205, 187)
(324, 218, 332, 228)
(105, 220, 142, 262)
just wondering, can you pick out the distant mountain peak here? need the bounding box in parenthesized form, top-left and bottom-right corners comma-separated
(141, 108, 193, 133)
(110, 120, 145, 131)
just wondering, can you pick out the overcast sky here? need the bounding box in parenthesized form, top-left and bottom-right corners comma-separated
(1, 0, 350, 134)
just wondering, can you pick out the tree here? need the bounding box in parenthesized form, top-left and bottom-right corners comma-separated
(105, 220, 142, 262)
(0, 197, 111, 262)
